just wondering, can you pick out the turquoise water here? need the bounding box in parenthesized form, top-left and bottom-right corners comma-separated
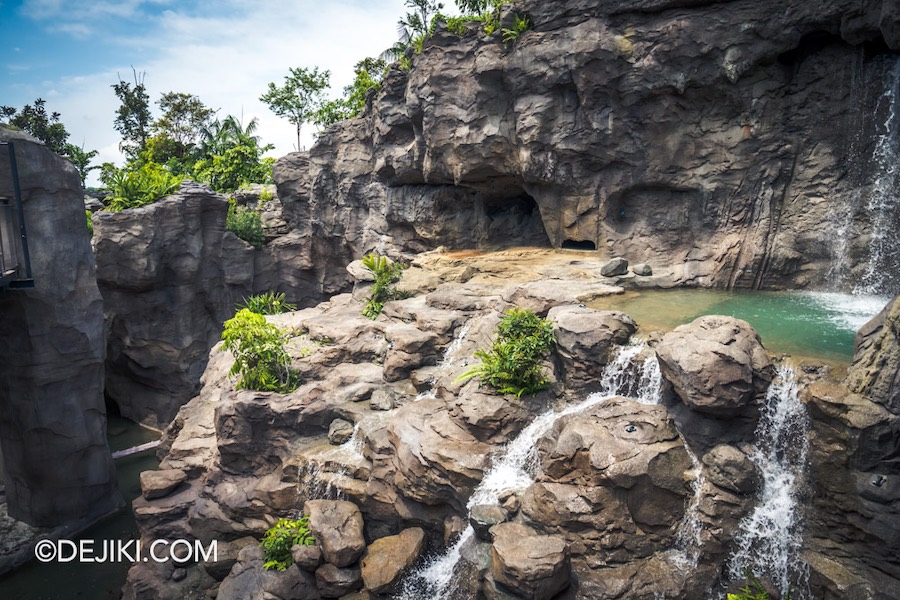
(0, 415, 159, 599)
(589, 290, 890, 363)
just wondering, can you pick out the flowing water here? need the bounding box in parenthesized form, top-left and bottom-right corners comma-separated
(726, 367, 810, 597)
(589, 289, 889, 363)
(396, 341, 662, 599)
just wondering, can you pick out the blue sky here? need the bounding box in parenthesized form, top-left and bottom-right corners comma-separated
(1, 0, 413, 184)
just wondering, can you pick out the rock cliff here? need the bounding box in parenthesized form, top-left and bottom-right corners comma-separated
(274, 0, 900, 294)
(0, 128, 121, 528)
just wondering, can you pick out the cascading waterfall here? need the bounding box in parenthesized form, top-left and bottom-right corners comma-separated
(727, 367, 810, 598)
(854, 55, 900, 295)
(670, 444, 704, 571)
(396, 340, 662, 600)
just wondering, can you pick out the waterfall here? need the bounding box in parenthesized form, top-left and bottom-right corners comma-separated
(855, 56, 900, 295)
(727, 367, 810, 598)
(670, 444, 704, 571)
(396, 341, 661, 599)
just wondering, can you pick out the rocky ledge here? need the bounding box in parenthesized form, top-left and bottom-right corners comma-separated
(122, 251, 899, 599)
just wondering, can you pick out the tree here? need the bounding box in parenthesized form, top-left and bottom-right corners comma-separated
(1, 98, 70, 153)
(151, 92, 214, 160)
(112, 69, 151, 160)
(64, 143, 100, 187)
(313, 57, 387, 128)
(192, 115, 274, 192)
(260, 67, 330, 150)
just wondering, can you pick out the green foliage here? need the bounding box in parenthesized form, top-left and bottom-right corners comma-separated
(260, 518, 315, 571)
(226, 201, 265, 249)
(344, 57, 387, 116)
(64, 143, 100, 187)
(194, 145, 274, 193)
(443, 15, 470, 35)
(258, 187, 275, 205)
(239, 291, 296, 315)
(313, 98, 353, 129)
(100, 161, 183, 211)
(1, 98, 70, 153)
(222, 308, 299, 392)
(457, 307, 555, 397)
(85, 210, 93, 237)
(727, 569, 790, 600)
(260, 66, 331, 150)
(112, 69, 152, 160)
(501, 13, 532, 45)
(361, 253, 407, 319)
(151, 91, 214, 162)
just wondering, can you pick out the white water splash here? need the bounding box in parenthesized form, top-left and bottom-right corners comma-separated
(397, 341, 661, 599)
(669, 444, 704, 571)
(727, 367, 810, 597)
(801, 290, 890, 332)
(856, 56, 900, 295)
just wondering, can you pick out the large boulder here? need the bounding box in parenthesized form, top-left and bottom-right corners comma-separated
(216, 545, 320, 600)
(490, 522, 571, 600)
(845, 296, 900, 414)
(304, 500, 367, 568)
(359, 527, 426, 594)
(548, 305, 636, 388)
(0, 128, 121, 528)
(656, 315, 773, 416)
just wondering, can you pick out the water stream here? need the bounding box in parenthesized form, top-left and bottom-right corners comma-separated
(396, 341, 662, 599)
(726, 367, 810, 597)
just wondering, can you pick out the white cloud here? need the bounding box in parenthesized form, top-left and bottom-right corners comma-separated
(16, 0, 412, 185)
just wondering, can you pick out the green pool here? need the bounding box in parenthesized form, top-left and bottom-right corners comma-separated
(589, 289, 891, 363)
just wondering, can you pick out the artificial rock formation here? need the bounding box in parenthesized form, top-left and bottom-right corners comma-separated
(845, 295, 900, 413)
(0, 128, 121, 527)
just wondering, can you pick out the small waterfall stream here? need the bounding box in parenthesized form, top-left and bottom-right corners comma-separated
(727, 367, 810, 598)
(396, 341, 662, 599)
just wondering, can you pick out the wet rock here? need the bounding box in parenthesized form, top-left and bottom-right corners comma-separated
(360, 527, 426, 594)
(293, 544, 323, 572)
(702, 444, 758, 494)
(329, 419, 355, 445)
(305, 500, 366, 568)
(490, 522, 571, 600)
(315, 563, 362, 598)
(656, 316, 773, 417)
(140, 469, 187, 500)
(548, 305, 637, 388)
(470, 505, 508, 541)
(448, 383, 546, 445)
(845, 296, 900, 414)
(600, 258, 629, 277)
(369, 388, 397, 411)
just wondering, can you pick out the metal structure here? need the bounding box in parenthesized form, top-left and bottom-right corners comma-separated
(0, 141, 34, 288)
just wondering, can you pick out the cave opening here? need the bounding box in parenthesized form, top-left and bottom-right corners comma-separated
(561, 239, 597, 251)
(479, 189, 551, 248)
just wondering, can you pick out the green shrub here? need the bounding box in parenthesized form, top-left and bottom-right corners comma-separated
(361, 252, 407, 319)
(727, 570, 790, 600)
(227, 200, 265, 249)
(502, 13, 532, 45)
(457, 307, 555, 397)
(260, 517, 315, 571)
(238, 291, 296, 315)
(257, 186, 274, 205)
(86, 210, 93, 237)
(101, 162, 183, 212)
(222, 308, 299, 392)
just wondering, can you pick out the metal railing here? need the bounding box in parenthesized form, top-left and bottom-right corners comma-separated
(0, 141, 34, 288)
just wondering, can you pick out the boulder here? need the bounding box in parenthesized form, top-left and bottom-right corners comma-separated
(328, 419, 355, 445)
(490, 522, 571, 600)
(305, 500, 367, 568)
(548, 305, 637, 387)
(845, 296, 900, 414)
(359, 527, 426, 594)
(217, 545, 320, 600)
(656, 316, 773, 416)
(314, 563, 362, 598)
(293, 544, 323, 572)
(632, 263, 653, 276)
(600, 257, 629, 277)
(470, 505, 509, 541)
(140, 469, 187, 500)
(204, 536, 257, 581)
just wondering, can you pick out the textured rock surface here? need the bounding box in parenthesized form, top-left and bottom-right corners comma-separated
(845, 296, 900, 414)
(548, 305, 636, 388)
(93, 180, 330, 428)
(271, 0, 900, 295)
(0, 128, 121, 527)
(490, 522, 571, 600)
(305, 500, 366, 568)
(359, 527, 425, 594)
(656, 316, 773, 416)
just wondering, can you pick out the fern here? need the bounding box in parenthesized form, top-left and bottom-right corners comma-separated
(501, 13, 531, 46)
(361, 252, 408, 319)
(238, 291, 296, 315)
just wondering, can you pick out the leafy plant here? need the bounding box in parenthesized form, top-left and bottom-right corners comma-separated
(1, 98, 70, 154)
(501, 13, 531, 45)
(85, 210, 93, 237)
(260, 517, 316, 571)
(101, 161, 183, 211)
(260, 66, 331, 150)
(112, 69, 152, 160)
(361, 253, 408, 319)
(239, 291, 296, 315)
(65, 143, 100, 187)
(457, 307, 555, 397)
(222, 308, 299, 392)
(257, 186, 275, 205)
(727, 569, 790, 600)
(226, 200, 265, 249)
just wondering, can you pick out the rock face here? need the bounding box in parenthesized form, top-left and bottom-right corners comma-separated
(269, 0, 900, 294)
(0, 128, 121, 527)
(845, 296, 900, 413)
(93, 181, 332, 429)
(656, 316, 773, 416)
(490, 522, 571, 600)
(359, 527, 425, 594)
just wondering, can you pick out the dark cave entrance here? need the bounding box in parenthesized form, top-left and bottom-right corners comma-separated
(561, 239, 597, 251)
(479, 190, 551, 248)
